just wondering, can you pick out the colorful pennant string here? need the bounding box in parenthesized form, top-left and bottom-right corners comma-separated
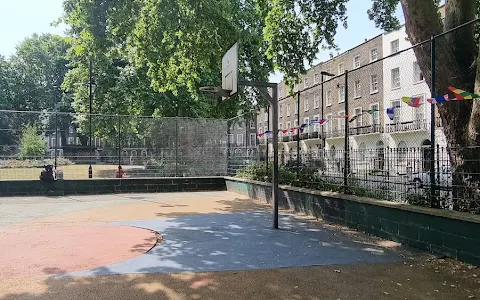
(427, 94, 449, 104)
(386, 105, 401, 121)
(448, 86, 480, 100)
(402, 96, 422, 108)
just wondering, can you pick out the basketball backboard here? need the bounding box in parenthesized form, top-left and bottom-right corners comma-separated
(222, 43, 238, 99)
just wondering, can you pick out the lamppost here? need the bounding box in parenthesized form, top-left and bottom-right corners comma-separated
(320, 71, 335, 148)
(88, 57, 96, 179)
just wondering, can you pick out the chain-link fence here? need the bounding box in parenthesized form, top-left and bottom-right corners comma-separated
(0, 110, 229, 180)
(249, 19, 480, 214)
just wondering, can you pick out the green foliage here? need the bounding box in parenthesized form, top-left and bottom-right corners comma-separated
(0, 157, 73, 169)
(18, 125, 46, 158)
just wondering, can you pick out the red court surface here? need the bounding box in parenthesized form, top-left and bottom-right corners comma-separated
(0, 225, 157, 279)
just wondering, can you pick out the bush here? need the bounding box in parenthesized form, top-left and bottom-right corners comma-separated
(0, 157, 73, 169)
(18, 124, 46, 158)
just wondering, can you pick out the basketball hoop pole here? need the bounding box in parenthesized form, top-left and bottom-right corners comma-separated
(238, 80, 279, 229)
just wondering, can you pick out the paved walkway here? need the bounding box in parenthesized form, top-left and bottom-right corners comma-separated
(0, 191, 479, 299)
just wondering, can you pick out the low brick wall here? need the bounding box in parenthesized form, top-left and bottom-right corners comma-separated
(225, 177, 480, 266)
(0, 177, 226, 196)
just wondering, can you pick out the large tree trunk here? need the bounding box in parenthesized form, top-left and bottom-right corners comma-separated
(400, 0, 480, 212)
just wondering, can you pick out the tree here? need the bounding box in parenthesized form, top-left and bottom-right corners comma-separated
(18, 124, 46, 158)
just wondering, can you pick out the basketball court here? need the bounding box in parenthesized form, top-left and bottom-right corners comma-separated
(0, 191, 479, 299)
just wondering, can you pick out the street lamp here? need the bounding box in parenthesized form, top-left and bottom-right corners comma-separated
(88, 57, 96, 179)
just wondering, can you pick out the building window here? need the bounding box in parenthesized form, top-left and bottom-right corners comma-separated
(294, 119, 298, 128)
(391, 100, 401, 123)
(304, 77, 309, 89)
(250, 133, 256, 147)
(68, 137, 74, 145)
(391, 67, 400, 89)
(338, 63, 344, 75)
(286, 121, 291, 134)
(414, 95, 425, 121)
(391, 39, 399, 54)
(229, 134, 234, 144)
(294, 101, 298, 114)
(279, 104, 283, 117)
(304, 95, 309, 111)
(313, 115, 320, 132)
(69, 126, 74, 134)
(413, 61, 424, 83)
(338, 85, 345, 103)
(314, 73, 319, 84)
(371, 74, 378, 93)
(314, 92, 320, 108)
(76, 137, 80, 145)
(338, 111, 345, 133)
(326, 90, 332, 106)
(303, 117, 310, 133)
(354, 108, 362, 127)
(370, 48, 378, 61)
(353, 56, 360, 69)
(326, 114, 333, 133)
(287, 103, 291, 116)
(236, 134, 244, 146)
(279, 87, 283, 98)
(354, 80, 361, 98)
(371, 104, 380, 125)
(250, 120, 255, 129)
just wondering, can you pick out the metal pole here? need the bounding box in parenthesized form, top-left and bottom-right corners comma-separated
(175, 118, 179, 177)
(271, 85, 279, 229)
(430, 36, 437, 207)
(118, 114, 121, 171)
(227, 120, 231, 175)
(54, 112, 58, 170)
(321, 74, 325, 148)
(88, 57, 93, 179)
(245, 116, 248, 160)
(296, 91, 300, 177)
(343, 70, 350, 191)
(266, 106, 269, 174)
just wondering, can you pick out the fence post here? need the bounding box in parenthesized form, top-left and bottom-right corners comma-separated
(266, 106, 269, 174)
(54, 112, 58, 170)
(430, 36, 437, 207)
(296, 91, 300, 178)
(117, 114, 121, 170)
(227, 119, 231, 175)
(175, 118, 179, 177)
(343, 70, 350, 192)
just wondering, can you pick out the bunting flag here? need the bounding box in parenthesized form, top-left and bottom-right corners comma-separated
(290, 127, 296, 133)
(362, 108, 379, 115)
(300, 123, 307, 129)
(402, 96, 422, 108)
(333, 114, 349, 119)
(349, 114, 361, 123)
(264, 130, 272, 135)
(386, 105, 401, 121)
(282, 129, 288, 134)
(427, 94, 449, 104)
(448, 86, 480, 100)
(258, 133, 265, 137)
(319, 119, 328, 125)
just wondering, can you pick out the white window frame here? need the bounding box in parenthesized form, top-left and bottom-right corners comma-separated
(391, 100, 401, 124)
(249, 133, 257, 147)
(294, 119, 299, 128)
(338, 111, 345, 133)
(413, 61, 424, 83)
(304, 95, 309, 111)
(370, 48, 378, 62)
(414, 94, 425, 121)
(303, 77, 309, 89)
(326, 114, 333, 133)
(313, 114, 320, 132)
(229, 134, 234, 144)
(303, 117, 310, 133)
(353, 55, 360, 69)
(279, 104, 283, 117)
(338, 85, 345, 103)
(354, 80, 361, 98)
(391, 67, 400, 89)
(236, 134, 244, 146)
(314, 73, 319, 84)
(314, 92, 320, 108)
(338, 63, 344, 75)
(279, 87, 283, 98)
(370, 74, 379, 93)
(390, 39, 399, 54)
(287, 103, 291, 116)
(294, 101, 298, 114)
(250, 120, 255, 129)
(370, 103, 380, 125)
(326, 90, 332, 106)
(354, 107, 363, 127)
(286, 121, 291, 135)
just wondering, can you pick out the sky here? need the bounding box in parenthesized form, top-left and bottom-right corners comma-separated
(0, 0, 403, 82)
